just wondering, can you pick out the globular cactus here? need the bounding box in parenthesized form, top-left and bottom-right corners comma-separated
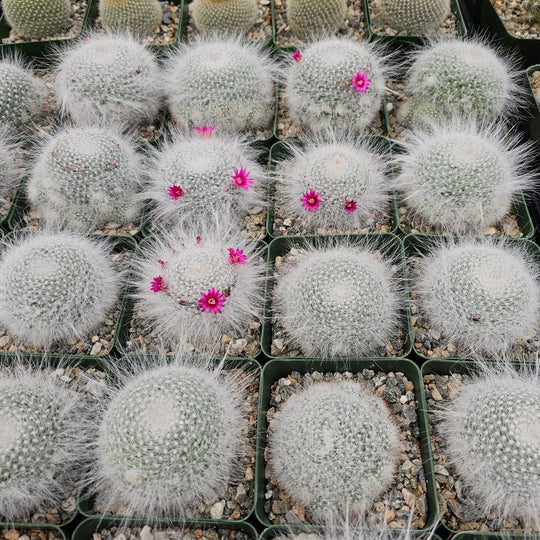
(0, 232, 119, 348)
(286, 0, 346, 41)
(524, 0, 540, 25)
(285, 38, 387, 135)
(133, 224, 264, 347)
(27, 126, 145, 232)
(378, 0, 450, 34)
(416, 241, 540, 358)
(0, 135, 19, 202)
(440, 364, 540, 528)
(0, 367, 88, 521)
(166, 37, 277, 135)
(393, 122, 533, 234)
(146, 129, 266, 230)
(400, 40, 520, 128)
(277, 138, 388, 231)
(91, 361, 246, 517)
(99, 0, 163, 37)
(55, 34, 162, 128)
(191, 0, 258, 35)
(268, 380, 400, 519)
(274, 243, 400, 357)
(0, 57, 48, 136)
(2, 0, 71, 39)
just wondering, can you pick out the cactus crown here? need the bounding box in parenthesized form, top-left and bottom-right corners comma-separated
(27, 126, 144, 232)
(166, 36, 277, 135)
(286, 0, 347, 40)
(274, 242, 400, 357)
(524, 0, 540, 24)
(55, 34, 162, 128)
(440, 364, 540, 527)
(99, 0, 163, 37)
(416, 240, 540, 357)
(191, 0, 258, 35)
(378, 0, 451, 35)
(269, 379, 400, 519)
(0, 232, 119, 348)
(285, 38, 387, 135)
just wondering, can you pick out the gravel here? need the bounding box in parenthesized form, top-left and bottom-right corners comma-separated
(530, 69, 540, 106)
(491, 0, 540, 39)
(1, 530, 62, 540)
(93, 525, 253, 540)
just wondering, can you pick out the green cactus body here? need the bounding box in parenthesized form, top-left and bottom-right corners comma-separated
(378, 0, 450, 34)
(269, 380, 400, 518)
(285, 38, 386, 135)
(28, 127, 143, 231)
(99, 0, 163, 37)
(524, 0, 540, 24)
(2, 0, 71, 39)
(286, 0, 346, 40)
(191, 0, 258, 34)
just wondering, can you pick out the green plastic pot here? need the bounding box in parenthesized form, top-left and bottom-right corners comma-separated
(261, 233, 412, 359)
(260, 525, 444, 539)
(254, 357, 438, 530)
(453, 533, 539, 540)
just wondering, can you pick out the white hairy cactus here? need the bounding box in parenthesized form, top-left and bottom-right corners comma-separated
(0, 232, 119, 347)
(268, 379, 401, 519)
(378, 0, 451, 34)
(0, 134, 19, 202)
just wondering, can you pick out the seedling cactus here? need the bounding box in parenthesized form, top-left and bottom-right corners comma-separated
(286, 0, 346, 40)
(378, 0, 450, 34)
(524, 0, 540, 25)
(191, 0, 258, 34)
(99, 0, 163, 37)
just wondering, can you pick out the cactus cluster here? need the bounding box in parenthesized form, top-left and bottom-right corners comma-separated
(99, 0, 163, 37)
(378, 0, 451, 34)
(0, 232, 119, 348)
(524, 0, 540, 25)
(274, 244, 399, 357)
(27, 126, 144, 232)
(285, 38, 386, 135)
(269, 379, 400, 519)
(166, 37, 276, 135)
(55, 34, 162, 128)
(416, 241, 540, 357)
(2, 0, 71, 39)
(286, 0, 347, 41)
(191, 0, 258, 35)
(277, 139, 388, 231)
(440, 365, 540, 527)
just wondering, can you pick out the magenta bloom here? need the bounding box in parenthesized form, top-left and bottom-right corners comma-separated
(351, 71, 371, 94)
(158, 259, 168, 269)
(291, 49, 302, 63)
(228, 248, 247, 265)
(193, 126, 216, 137)
(151, 276, 168, 293)
(168, 185, 184, 200)
(198, 288, 226, 314)
(231, 167, 253, 190)
(301, 189, 321, 212)
(344, 200, 357, 213)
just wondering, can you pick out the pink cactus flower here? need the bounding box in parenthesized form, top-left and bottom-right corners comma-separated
(228, 248, 247, 265)
(231, 167, 253, 190)
(344, 200, 357, 213)
(151, 276, 168, 293)
(351, 71, 371, 94)
(193, 126, 216, 137)
(198, 288, 226, 313)
(301, 189, 321, 212)
(168, 185, 184, 200)
(291, 49, 302, 62)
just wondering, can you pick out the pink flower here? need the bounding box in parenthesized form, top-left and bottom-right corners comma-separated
(344, 200, 357, 213)
(151, 276, 168, 293)
(228, 248, 247, 265)
(301, 189, 321, 212)
(198, 288, 226, 313)
(158, 259, 168, 269)
(168, 185, 184, 200)
(291, 49, 302, 62)
(351, 71, 371, 94)
(231, 167, 253, 190)
(193, 126, 216, 137)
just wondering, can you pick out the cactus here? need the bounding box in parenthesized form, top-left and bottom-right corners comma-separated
(416, 241, 540, 358)
(393, 122, 532, 234)
(1, 0, 71, 39)
(286, 0, 346, 40)
(99, 0, 163, 37)
(55, 34, 162, 128)
(274, 243, 400, 357)
(524, 0, 540, 25)
(0, 57, 48, 136)
(147, 129, 266, 230)
(0, 367, 87, 521)
(378, 0, 450, 34)
(440, 364, 540, 527)
(191, 0, 258, 35)
(285, 38, 387, 135)
(0, 232, 119, 348)
(27, 126, 144, 232)
(91, 361, 246, 517)
(166, 36, 277, 135)
(0, 135, 19, 202)
(277, 139, 388, 231)
(268, 379, 400, 519)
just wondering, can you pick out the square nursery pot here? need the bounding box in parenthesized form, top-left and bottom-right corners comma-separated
(403, 233, 540, 362)
(260, 525, 444, 539)
(0, 524, 66, 540)
(452, 533, 539, 540)
(267, 137, 399, 239)
(261, 233, 412, 359)
(254, 357, 438, 530)
(77, 357, 261, 524)
(526, 64, 540, 142)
